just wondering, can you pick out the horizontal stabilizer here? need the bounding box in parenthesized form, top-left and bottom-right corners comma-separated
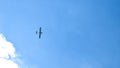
(36, 31, 38, 34)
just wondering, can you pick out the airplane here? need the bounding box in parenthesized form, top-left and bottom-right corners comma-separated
(36, 27, 42, 39)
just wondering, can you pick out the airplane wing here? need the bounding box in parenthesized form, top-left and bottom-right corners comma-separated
(39, 27, 42, 39)
(39, 33, 41, 39)
(40, 27, 41, 32)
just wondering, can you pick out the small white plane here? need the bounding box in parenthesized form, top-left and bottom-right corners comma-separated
(36, 27, 42, 39)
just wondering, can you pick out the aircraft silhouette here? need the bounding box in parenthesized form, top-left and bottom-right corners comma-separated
(36, 27, 42, 39)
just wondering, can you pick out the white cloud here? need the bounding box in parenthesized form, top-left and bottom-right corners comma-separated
(0, 58, 18, 68)
(0, 34, 19, 68)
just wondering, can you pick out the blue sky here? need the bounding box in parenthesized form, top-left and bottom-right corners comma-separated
(0, 0, 120, 68)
